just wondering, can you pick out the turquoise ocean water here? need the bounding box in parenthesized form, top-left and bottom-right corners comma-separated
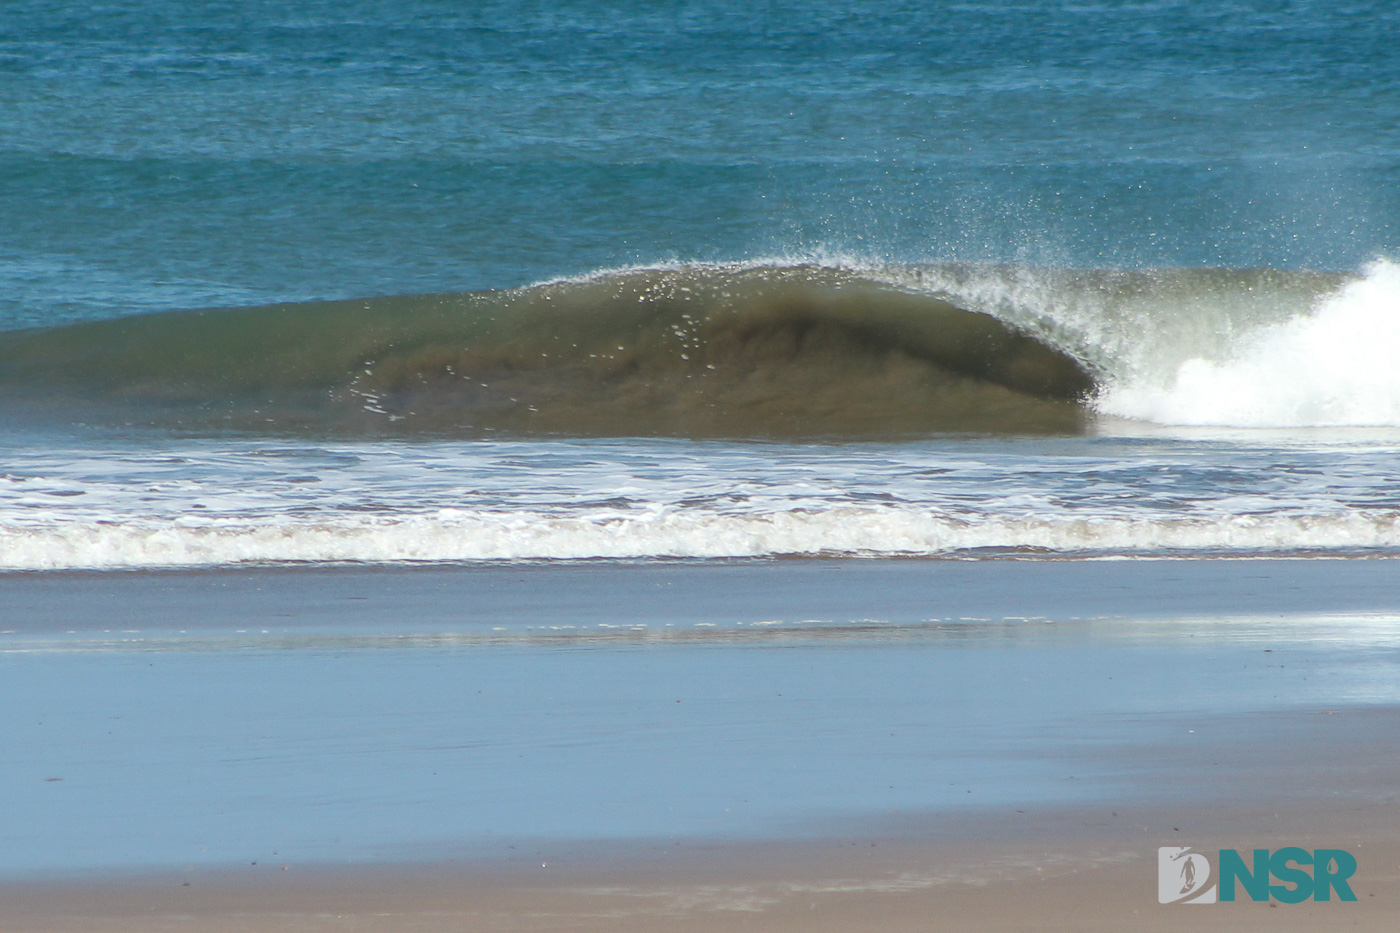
(4, 0, 1399, 331)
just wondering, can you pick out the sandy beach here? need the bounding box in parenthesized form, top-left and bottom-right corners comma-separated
(2, 795, 1396, 931)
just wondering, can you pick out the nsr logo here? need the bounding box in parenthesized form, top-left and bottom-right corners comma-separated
(1158, 846, 1358, 904)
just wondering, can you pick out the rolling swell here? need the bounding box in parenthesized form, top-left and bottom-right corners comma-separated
(0, 265, 1094, 437)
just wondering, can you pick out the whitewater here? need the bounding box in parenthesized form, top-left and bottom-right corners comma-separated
(3, 424, 1399, 568)
(1098, 259, 1400, 427)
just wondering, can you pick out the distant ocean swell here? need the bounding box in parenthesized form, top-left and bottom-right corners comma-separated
(1, 258, 1396, 436)
(4, 508, 1399, 570)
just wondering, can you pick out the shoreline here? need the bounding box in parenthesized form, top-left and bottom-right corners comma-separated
(7, 556, 1400, 635)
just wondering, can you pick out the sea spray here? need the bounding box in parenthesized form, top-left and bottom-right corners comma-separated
(1098, 260, 1400, 427)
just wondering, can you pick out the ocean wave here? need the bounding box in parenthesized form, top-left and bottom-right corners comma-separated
(3, 257, 1395, 435)
(0, 262, 1093, 436)
(3, 507, 1398, 570)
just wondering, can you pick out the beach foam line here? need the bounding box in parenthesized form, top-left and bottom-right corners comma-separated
(4, 506, 1399, 569)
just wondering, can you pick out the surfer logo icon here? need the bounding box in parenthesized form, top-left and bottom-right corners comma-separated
(1158, 847, 1217, 904)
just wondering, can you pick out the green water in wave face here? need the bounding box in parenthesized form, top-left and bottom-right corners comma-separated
(0, 266, 1093, 436)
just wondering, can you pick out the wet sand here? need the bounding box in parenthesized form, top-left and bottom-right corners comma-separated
(3, 793, 1397, 932)
(2, 559, 1398, 928)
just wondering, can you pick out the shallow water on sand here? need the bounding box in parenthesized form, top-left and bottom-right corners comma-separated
(3, 560, 1399, 878)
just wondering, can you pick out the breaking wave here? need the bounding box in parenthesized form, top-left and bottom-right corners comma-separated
(1, 256, 1395, 435)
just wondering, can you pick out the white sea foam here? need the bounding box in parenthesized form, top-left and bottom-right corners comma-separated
(4, 392, 1398, 570)
(1099, 260, 1400, 427)
(3, 507, 1398, 570)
